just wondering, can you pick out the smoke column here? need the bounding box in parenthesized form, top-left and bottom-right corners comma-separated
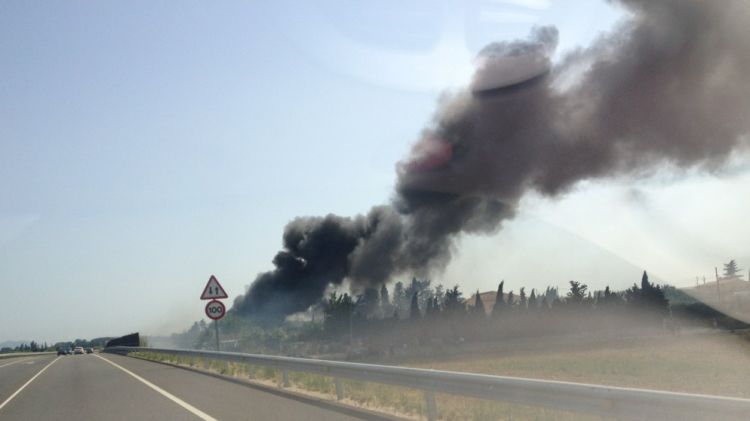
(232, 0, 750, 319)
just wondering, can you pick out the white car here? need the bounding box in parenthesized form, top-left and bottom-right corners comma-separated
(73, 346, 84, 355)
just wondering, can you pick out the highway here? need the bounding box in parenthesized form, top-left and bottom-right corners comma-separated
(0, 353, 384, 420)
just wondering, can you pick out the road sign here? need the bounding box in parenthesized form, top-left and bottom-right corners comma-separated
(205, 300, 226, 320)
(200, 275, 228, 300)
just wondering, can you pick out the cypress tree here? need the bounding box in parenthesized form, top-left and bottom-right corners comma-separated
(506, 291, 515, 310)
(492, 281, 505, 317)
(409, 293, 421, 319)
(473, 290, 486, 317)
(425, 296, 440, 317)
(528, 289, 537, 310)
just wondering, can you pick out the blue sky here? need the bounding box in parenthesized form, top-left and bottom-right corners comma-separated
(2, 1, 747, 344)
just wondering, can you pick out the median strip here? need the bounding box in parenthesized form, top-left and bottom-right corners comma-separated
(0, 356, 60, 412)
(95, 354, 218, 421)
(0, 358, 32, 369)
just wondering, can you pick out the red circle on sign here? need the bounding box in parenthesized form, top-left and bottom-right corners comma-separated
(205, 299, 226, 320)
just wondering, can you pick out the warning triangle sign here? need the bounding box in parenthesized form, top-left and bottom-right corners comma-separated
(200, 275, 228, 300)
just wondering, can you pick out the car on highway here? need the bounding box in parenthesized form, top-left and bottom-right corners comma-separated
(85, 348, 94, 354)
(73, 346, 84, 355)
(56, 348, 71, 356)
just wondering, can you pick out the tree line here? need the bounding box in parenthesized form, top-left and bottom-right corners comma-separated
(323, 271, 668, 333)
(173, 267, 747, 354)
(0, 337, 112, 354)
(0, 341, 48, 354)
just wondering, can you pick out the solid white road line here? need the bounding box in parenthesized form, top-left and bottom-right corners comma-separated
(95, 354, 218, 421)
(0, 356, 59, 412)
(0, 358, 32, 369)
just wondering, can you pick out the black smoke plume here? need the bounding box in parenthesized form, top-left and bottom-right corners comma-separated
(232, 0, 750, 320)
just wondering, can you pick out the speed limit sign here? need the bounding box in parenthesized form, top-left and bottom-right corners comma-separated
(205, 299, 226, 320)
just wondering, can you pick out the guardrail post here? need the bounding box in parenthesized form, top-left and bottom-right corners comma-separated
(247, 366, 254, 379)
(335, 377, 344, 400)
(282, 369, 290, 387)
(425, 390, 438, 421)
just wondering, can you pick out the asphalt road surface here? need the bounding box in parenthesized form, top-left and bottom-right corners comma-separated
(0, 353, 376, 420)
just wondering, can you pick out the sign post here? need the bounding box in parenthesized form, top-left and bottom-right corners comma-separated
(201, 275, 228, 351)
(205, 299, 226, 351)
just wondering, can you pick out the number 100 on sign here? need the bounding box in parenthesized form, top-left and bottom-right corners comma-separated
(205, 300, 226, 320)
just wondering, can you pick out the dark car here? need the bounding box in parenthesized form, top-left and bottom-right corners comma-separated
(85, 348, 94, 354)
(57, 348, 70, 356)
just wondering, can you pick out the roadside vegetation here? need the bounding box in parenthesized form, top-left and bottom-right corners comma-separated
(132, 329, 750, 420)
(130, 350, 593, 420)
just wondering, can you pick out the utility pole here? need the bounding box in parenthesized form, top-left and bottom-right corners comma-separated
(715, 267, 722, 305)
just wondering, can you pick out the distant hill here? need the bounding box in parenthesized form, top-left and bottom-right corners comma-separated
(0, 340, 28, 349)
(464, 291, 514, 315)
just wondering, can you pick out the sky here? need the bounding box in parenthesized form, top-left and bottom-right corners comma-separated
(2, 0, 748, 344)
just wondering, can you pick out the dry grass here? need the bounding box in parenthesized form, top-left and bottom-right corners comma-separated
(131, 330, 750, 420)
(405, 331, 750, 398)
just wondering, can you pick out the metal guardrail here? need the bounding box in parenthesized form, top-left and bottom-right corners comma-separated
(0, 352, 55, 360)
(106, 346, 750, 420)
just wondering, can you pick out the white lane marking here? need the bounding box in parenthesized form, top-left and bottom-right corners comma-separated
(95, 355, 218, 421)
(0, 356, 59, 412)
(0, 358, 31, 369)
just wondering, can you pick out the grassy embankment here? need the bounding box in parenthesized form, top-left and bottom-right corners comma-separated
(132, 330, 750, 420)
